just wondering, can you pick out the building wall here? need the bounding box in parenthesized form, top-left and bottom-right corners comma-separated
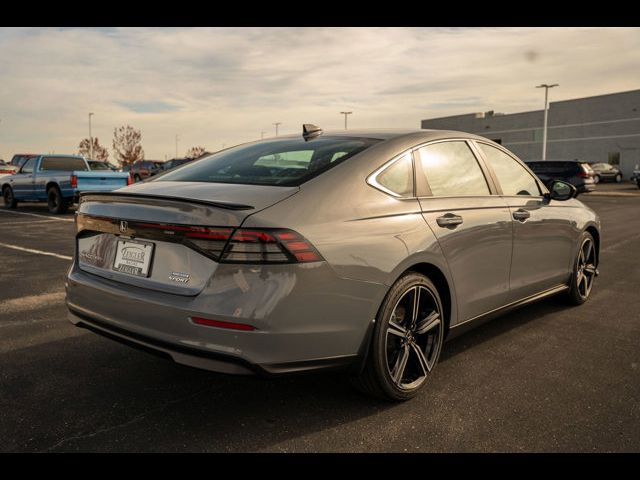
(421, 89, 640, 178)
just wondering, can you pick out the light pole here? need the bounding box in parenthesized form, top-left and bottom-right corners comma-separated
(88, 112, 94, 160)
(273, 122, 281, 136)
(261, 131, 266, 139)
(536, 84, 558, 160)
(175, 134, 179, 159)
(340, 111, 352, 130)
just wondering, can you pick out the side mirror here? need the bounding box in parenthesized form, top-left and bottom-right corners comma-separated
(547, 180, 576, 201)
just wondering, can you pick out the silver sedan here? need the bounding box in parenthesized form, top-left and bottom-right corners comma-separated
(66, 127, 600, 401)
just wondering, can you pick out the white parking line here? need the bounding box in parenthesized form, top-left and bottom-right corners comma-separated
(0, 242, 72, 260)
(1, 291, 66, 315)
(0, 209, 74, 222)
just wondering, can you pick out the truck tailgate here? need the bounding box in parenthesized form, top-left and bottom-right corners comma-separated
(74, 171, 130, 192)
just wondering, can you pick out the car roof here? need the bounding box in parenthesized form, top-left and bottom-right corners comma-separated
(275, 128, 493, 142)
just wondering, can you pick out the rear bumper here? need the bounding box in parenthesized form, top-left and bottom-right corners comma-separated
(65, 261, 384, 375)
(68, 307, 357, 375)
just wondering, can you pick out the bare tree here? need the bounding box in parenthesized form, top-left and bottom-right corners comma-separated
(79, 137, 109, 162)
(112, 125, 145, 166)
(185, 146, 206, 159)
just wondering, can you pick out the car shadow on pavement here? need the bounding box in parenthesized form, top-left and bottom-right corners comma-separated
(1, 295, 573, 453)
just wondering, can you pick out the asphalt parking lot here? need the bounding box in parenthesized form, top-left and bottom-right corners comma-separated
(1, 195, 639, 452)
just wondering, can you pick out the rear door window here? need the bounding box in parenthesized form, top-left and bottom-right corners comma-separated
(416, 141, 490, 196)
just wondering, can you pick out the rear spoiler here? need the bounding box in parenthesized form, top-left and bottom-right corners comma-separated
(79, 191, 255, 211)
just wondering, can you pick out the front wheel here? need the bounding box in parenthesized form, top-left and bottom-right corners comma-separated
(47, 186, 69, 214)
(615, 174, 622, 183)
(593, 175, 600, 184)
(565, 231, 597, 305)
(352, 273, 444, 401)
(3, 186, 17, 209)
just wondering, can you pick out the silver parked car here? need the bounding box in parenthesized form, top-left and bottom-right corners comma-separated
(66, 127, 600, 401)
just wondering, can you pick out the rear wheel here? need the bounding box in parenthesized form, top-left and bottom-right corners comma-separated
(3, 186, 17, 209)
(352, 273, 444, 401)
(593, 175, 600, 184)
(47, 186, 68, 214)
(133, 174, 142, 182)
(565, 232, 597, 305)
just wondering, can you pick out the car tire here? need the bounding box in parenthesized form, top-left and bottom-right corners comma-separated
(615, 174, 622, 183)
(352, 272, 445, 401)
(593, 175, 600, 184)
(47, 186, 68, 214)
(3, 186, 18, 209)
(133, 174, 142, 182)
(565, 231, 597, 306)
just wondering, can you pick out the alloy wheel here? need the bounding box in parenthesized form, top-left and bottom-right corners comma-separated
(576, 237, 597, 299)
(385, 285, 443, 390)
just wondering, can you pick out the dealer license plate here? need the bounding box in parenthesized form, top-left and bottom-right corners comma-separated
(113, 239, 154, 277)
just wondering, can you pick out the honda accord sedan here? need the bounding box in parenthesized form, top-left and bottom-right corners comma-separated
(66, 127, 600, 401)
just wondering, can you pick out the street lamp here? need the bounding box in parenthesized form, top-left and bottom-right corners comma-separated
(340, 111, 352, 130)
(535, 84, 558, 160)
(175, 134, 179, 159)
(88, 112, 94, 160)
(273, 122, 281, 136)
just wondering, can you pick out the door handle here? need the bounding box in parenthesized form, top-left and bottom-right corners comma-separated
(513, 209, 530, 222)
(436, 213, 463, 228)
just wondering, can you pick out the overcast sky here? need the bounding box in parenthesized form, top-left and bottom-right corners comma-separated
(1, 27, 639, 161)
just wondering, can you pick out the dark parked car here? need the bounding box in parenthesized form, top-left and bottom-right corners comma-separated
(87, 160, 120, 171)
(589, 163, 622, 184)
(525, 160, 596, 195)
(161, 158, 194, 171)
(129, 160, 163, 182)
(631, 164, 640, 189)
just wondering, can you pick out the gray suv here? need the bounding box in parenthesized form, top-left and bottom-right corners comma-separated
(66, 128, 600, 401)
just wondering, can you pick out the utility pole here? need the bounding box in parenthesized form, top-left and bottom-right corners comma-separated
(273, 122, 281, 136)
(88, 112, 94, 160)
(535, 84, 558, 160)
(340, 111, 352, 130)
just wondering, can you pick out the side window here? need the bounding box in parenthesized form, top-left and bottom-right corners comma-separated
(477, 143, 540, 196)
(374, 152, 414, 197)
(417, 141, 490, 196)
(21, 157, 38, 174)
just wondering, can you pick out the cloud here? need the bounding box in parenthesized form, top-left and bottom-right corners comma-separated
(0, 27, 639, 160)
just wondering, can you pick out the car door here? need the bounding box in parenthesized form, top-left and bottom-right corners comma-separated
(11, 156, 38, 199)
(415, 140, 513, 323)
(475, 141, 576, 302)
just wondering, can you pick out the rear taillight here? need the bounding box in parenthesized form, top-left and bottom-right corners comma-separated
(126, 174, 132, 186)
(70, 174, 78, 187)
(578, 164, 593, 178)
(118, 219, 323, 264)
(78, 214, 324, 264)
(221, 228, 323, 264)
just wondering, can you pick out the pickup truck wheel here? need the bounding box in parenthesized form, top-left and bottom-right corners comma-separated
(47, 186, 68, 214)
(3, 186, 18, 209)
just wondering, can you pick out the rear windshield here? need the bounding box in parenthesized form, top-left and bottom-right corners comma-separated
(39, 156, 88, 171)
(154, 136, 381, 186)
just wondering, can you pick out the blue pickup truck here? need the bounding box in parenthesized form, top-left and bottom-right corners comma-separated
(2, 154, 131, 214)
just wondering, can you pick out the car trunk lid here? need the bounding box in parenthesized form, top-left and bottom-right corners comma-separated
(75, 182, 299, 295)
